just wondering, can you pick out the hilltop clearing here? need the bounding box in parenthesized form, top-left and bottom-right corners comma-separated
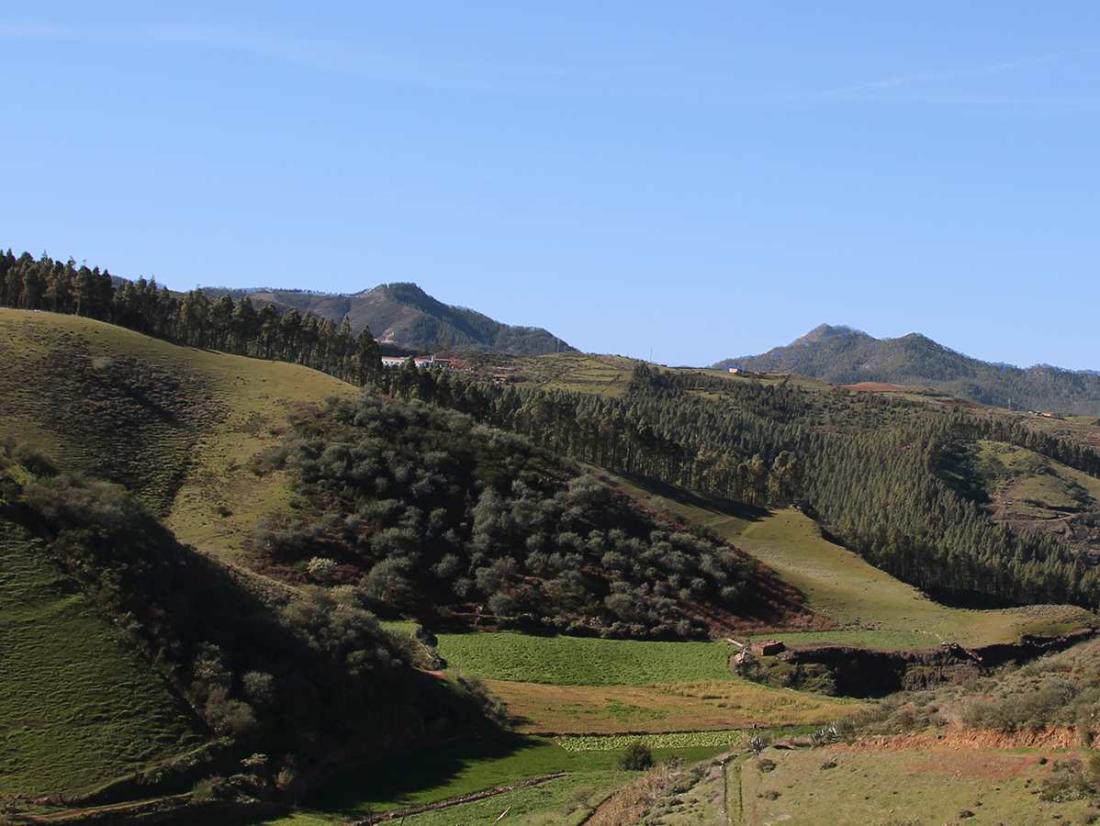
(941, 439, 1100, 556)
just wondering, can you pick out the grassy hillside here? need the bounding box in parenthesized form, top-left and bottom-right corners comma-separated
(736, 637, 1100, 824)
(611, 479, 1094, 649)
(0, 519, 203, 795)
(466, 352, 639, 397)
(0, 444, 496, 813)
(945, 440, 1100, 556)
(0, 308, 356, 561)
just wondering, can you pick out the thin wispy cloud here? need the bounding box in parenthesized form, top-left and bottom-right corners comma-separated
(0, 19, 573, 96)
(0, 20, 1096, 107)
(807, 48, 1100, 102)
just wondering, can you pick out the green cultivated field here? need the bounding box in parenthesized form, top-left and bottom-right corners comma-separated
(393, 773, 624, 826)
(386, 626, 860, 736)
(274, 772, 626, 826)
(507, 352, 637, 396)
(0, 522, 203, 795)
(435, 631, 732, 685)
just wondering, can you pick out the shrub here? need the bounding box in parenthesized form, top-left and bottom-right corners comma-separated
(1040, 758, 1097, 802)
(619, 742, 654, 770)
(306, 556, 339, 583)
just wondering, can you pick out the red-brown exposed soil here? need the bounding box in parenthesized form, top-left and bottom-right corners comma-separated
(838, 725, 1083, 753)
(843, 382, 911, 392)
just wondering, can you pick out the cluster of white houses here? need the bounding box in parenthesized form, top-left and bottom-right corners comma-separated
(380, 354, 454, 370)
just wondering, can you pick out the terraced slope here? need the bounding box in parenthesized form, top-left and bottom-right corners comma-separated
(952, 440, 1100, 554)
(0, 309, 357, 561)
(0, 520, 202, 795)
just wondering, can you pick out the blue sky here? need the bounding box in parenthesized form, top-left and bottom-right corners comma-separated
(2, 2, 1098, 367)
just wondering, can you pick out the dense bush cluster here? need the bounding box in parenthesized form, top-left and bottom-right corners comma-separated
(0, 250, 381, 384)
(374, 362, 1100, 610)
(253, 396, 767, 639)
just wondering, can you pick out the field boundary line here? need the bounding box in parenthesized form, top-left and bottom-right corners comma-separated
(351, 772, 566, 824)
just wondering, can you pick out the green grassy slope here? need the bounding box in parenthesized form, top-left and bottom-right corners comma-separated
(612, 478, 1093, 649)
(0, 520, 203, 795)
(430, 632, 732, 686)
(0, 308, 357, 562)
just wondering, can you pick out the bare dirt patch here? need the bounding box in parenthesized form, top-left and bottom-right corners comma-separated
(837, 725, 1081, 753)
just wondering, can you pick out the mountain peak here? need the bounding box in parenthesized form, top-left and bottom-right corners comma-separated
(795, 324, 868, 344)
(213, 282, 573, 355)
(714, 325, 1100, 414)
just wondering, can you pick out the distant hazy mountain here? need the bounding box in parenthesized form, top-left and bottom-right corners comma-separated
(205, 282, 573, 355)
(716, 324, 1100, 415)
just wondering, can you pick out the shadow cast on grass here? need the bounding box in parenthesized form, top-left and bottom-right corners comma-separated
(607, 471, 769, 523)
(302, 732, 543, 814)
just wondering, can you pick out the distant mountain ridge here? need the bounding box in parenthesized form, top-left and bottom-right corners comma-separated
(716, 324, 1100, 415)
(203, 282, 573, 355)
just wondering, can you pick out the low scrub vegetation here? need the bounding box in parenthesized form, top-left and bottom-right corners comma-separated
(837, 639, 1100, 742)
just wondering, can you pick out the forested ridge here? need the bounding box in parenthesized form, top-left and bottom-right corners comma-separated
(0, 250, 381, 384)
(252, 395, 804, 639)
(374, 363, 1100, 610)
(205, 281, 575, 355)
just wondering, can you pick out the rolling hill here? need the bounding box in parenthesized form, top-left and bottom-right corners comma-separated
(716, 324, 1100, 415)
(5, 305, 1100, 824)
(0, 307, 357, 564)
(204, 282, 573, 355)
